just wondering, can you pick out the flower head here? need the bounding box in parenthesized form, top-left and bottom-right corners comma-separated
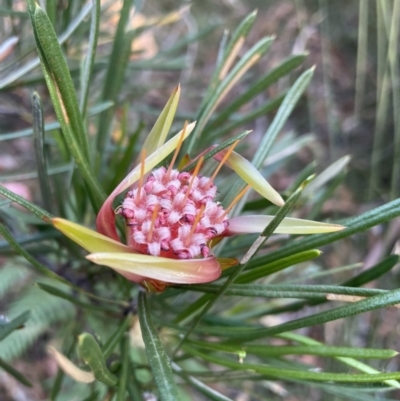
(119, 166, 227, 259)
(52, 87, 344, 291)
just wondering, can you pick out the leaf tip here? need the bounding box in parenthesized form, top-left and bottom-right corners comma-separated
(330, 224, 346, 232)
(47, 345, 95, 383)
(275, 194, 285, 207)
(343, 154, 352, 163)
(300, 174, 316, 189)
(86, 254, 96, 262)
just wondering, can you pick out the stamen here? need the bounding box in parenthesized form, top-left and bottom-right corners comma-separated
(183, 155, 204, 204)
(136, 149, 146, 205)
(147, 204, 160, 242)
(206, 140, 239, 189)
(185, 204, 206, 247)
(166, 121, 187, 180)
(220, 184, 250, 221)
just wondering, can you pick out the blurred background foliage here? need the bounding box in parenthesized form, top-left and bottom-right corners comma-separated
(1, 0, 400, 400)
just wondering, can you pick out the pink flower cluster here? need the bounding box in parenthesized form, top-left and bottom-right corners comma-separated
(119, 167, 228, 259)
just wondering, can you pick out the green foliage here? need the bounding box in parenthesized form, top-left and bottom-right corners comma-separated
(1, 2, 400, 400)
(0, 311, 31, 342)
(0, 281, 75, 361)
(0, 261, 30, 297)
(139, 292, 182, 401)
(78, 333, 118, 386)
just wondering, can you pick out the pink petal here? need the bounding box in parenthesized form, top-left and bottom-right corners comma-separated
(86, 253, 221, 284)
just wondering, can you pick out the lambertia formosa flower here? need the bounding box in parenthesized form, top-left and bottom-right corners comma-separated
(52, 87, 344, 291)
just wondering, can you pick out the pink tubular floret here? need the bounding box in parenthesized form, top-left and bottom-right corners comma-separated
(119, 167, 228, 259)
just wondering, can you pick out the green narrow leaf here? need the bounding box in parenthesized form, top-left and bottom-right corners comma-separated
(142, 85, 181, 156)
(390, 0, 400, 199)
(306, 171, 345, 220)
(185, 346, 400, 383)
(80, 0, 100, 117)
(201, 287, 400, 341)
(209, 54, 306, 129)
(173, 294, 212, 325)
(187, 36, 274, 153)
(27, 1, 106, 211)
(208, 95, 285, 140)
(105, 28, 137, 129)
(0, 358, 32, 387)
(344, 254, 399, 287)
(0, 8, 28, 18)
(224, 67, 315, 206)
(116, 334, 130, 401)
(0, 2, 92, 90)
(77, 333, 117, 386)
(303, 155, 351, 196)
(96, 0, 135, 155)
(45, 0, 55, 27)
(32, 91, 54, 213)
(0, 185, 53, 222)
(247, 199, 400, 270)
(31, 3, 89, 161)
(162, 24, 217, 56)
(0, 223, 73, 286)
(50, 325, 79, 399)
(214, 30, 229, 81)
(260, 255, 400, 316)
(107, 122, 142, 193)
(138, 292, 181, 401)
(213, 10, 257, 82)
(0, 311, 30, 342)
(186, 340, 246, 358)
(200, 11, 257, 113)
(278, 331, 400, 388)
(188, 339, 397, 359)
(0, 101, 113, 141)
(256, 65, 313, 156)
(256, 344, 399, 359)
(369, 0, 391, 199)
(172, 362, 234, 401)
(186, 283, 386, 299)
(236, 249, 321, 284)
(130, 58, 185, 71)
(354, 0, 369, 120)
(50, 365, 65, 400)
(127, 361, 145, 401)
(182, 130, 251, 172)
(286, 161, 317, 193)
(0, 231, 59, 253)
(102, 315, 133, 360)
(318, 0, 340, 159)
(36, 282, 116, 313)
(0, 164, 72, 183)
